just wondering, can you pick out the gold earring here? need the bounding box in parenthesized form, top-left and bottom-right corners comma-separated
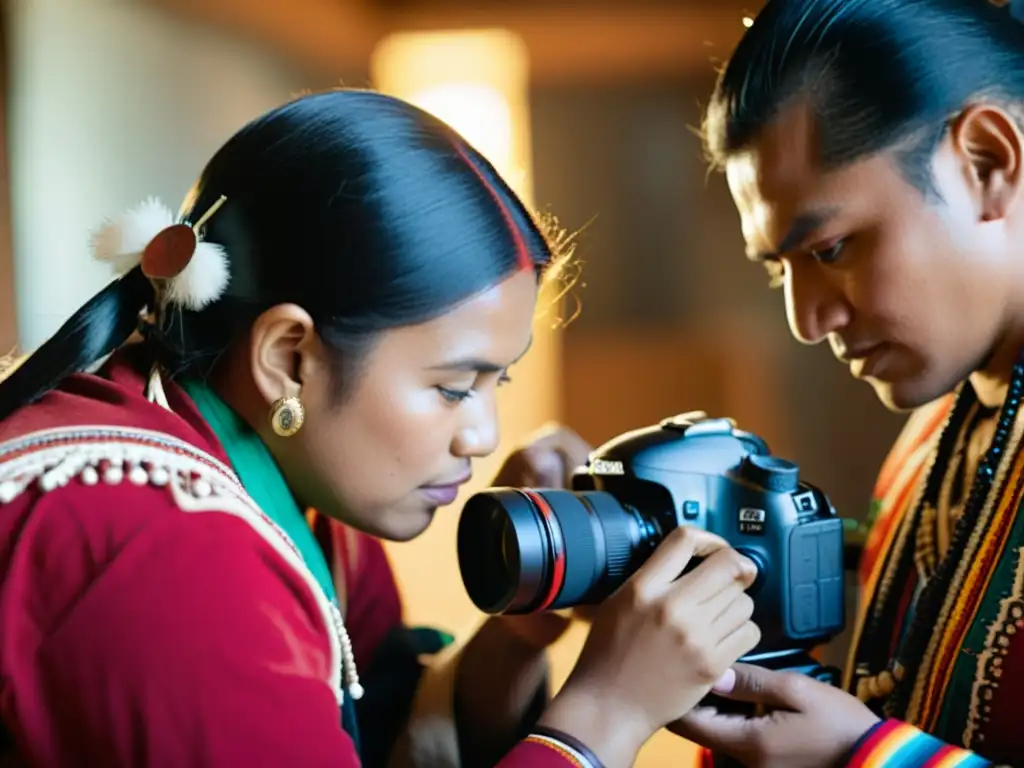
(269, 396, 305, 437)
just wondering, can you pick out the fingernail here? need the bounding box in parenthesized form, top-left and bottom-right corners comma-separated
(712, 668, 736, 694)
(743, 557, 759, 579)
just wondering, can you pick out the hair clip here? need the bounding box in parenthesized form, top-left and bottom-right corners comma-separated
(90, 195, 230, 311)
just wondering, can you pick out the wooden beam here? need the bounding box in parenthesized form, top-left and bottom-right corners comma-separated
(153, 0, 753, 84)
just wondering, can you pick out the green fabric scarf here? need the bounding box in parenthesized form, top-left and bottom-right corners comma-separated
(178, 379, 338, 607)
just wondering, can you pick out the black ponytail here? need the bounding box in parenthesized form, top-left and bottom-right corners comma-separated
(0, 266, 154, 422)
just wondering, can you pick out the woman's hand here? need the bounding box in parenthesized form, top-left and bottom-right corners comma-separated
(538, 525, 761, 767)
(669, 662, 881, 768)
(489, 424, 594, 650)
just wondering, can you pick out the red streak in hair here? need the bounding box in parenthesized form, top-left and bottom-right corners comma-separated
(451, 143, 532, 271)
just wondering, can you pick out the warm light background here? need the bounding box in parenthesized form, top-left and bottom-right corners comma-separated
(0, 1, 904, 765)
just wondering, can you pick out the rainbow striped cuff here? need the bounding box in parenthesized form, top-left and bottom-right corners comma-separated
(524, 734, 602, 768)
(846, 720, 992, 767)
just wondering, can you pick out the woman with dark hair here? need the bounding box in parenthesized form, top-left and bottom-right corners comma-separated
(0, 89, 761, 767)
(673, 0, 1024, 766)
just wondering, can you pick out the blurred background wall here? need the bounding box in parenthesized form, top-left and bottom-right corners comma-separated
(0, 0, 905, 764)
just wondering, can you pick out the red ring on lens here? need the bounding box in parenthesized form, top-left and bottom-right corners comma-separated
(521, 489, 566, 611)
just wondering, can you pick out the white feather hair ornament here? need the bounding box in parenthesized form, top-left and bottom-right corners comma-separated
(89, 195, 230, 312)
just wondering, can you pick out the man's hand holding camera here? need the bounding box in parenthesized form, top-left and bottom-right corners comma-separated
(671, 662, 881, 767)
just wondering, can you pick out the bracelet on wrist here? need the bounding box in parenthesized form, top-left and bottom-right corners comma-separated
(528, 725, 607, 768)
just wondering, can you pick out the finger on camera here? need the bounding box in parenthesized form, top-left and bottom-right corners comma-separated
(717, 622, 762, 667)
(708, 591, 755, 636)
(633, 526, 729, 594)
(675, 547, 757, 603)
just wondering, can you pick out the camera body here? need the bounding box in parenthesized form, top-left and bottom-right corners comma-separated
(571, 411, 845, 653)
(457, 411, 846, 661)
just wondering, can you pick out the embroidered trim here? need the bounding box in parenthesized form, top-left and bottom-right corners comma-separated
(963, 546, 1024, 746)
(0, 425, 358, 704)
(850, 372, 1024, 742)
(531, 727, 607, 768)
(909, 405, 1024, 727)
(853, 401, 949, 685)
(847, 448, 932, 696)
(916, 503, 939, 578)
(845, 406, 945, 694)
(524, 735, 590, 768)
(886, 358, 1024, 720)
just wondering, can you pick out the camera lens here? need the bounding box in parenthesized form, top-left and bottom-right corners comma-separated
(457, 488, 650, 614)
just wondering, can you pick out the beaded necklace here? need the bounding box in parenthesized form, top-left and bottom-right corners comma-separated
(860, 350, 1024, 718)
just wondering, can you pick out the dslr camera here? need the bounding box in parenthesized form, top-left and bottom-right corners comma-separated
(457, 412, 846, 681)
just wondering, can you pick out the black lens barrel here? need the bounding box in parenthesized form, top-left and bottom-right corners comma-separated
(457, 488, 646, 614)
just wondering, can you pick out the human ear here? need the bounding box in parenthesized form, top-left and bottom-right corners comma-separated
(247, 303, 324, 405)
(950, 103, 1024, 222)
